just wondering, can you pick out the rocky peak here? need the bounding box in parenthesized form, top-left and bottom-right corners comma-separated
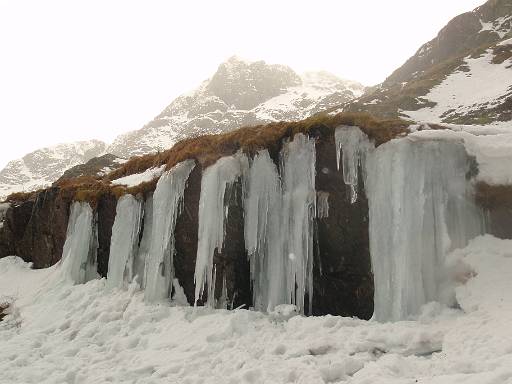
(206, 56, 302, 109)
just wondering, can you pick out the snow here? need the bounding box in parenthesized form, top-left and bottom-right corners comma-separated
(111, 165, 167, 188)
(2, 234, 512, 383)
(480, 16, 512, 39)
(402, 49, 512, 124)
(144, 160, 196, 303)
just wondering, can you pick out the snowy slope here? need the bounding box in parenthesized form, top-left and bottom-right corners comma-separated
(1, 235, 511, 383)
(107, 57, 364, 158)
(0, 140, 107, 200)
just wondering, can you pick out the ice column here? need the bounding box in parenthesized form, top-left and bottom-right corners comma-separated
(365, 138, 485, 321)
(106, 195, 143, 289)
(335, 125, 373, 203)
(134, 195, 153, 289)
(61, 201, 98, 284)
(144, 160, 196, 302)
(194, 153, 248, 306)
(244, 149, 284, 311)
(280, 133, 316, 314)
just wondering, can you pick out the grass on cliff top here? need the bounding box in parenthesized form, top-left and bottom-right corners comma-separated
(106, 112, 409, 182)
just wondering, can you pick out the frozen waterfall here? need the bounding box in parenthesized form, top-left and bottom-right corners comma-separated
(61, 201, 98, 284)
(365, 137, 485, 321)
(244, 149, 284, 312)
(194, 153, 248, 306)
(335, 126, 372, 203)
(144, 160, 196, 303)
(106, 195, 143, 289)
(134, 195, 153, 289)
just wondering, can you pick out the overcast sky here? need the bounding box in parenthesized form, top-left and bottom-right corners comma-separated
(0, 0, 484, 169)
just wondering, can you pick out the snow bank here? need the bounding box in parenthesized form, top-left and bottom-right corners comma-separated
(1, 234, 512, 383)
(111, 165, 166, 188)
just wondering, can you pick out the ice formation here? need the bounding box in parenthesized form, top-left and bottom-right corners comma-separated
(60, 201, 98, 284)
(316, 191, 330, 219)
(194, 153, 248, 306)
(244, 150, 284, 311)
(144, 160, 196, 302)
(335, 125, 372, 203)
(106, 195, 143, 289)
(134, 195, 153, 289)
(280, 134, 316, 314)
(365, 137, 486, 321)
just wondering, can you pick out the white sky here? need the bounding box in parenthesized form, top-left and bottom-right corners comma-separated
(0, 0, 484, 169)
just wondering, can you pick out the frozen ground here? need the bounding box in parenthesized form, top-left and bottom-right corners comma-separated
(1, 235, 512, 384)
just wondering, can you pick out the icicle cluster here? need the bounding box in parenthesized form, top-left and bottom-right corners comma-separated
(194, 153, 248, 307)
(61, 201, 98, 284)
(335, 126, 372, 203)
(244, 134, 316, 314)
(135, 195, 153, 289)
(144, 160, 196, 302)
(365, 138, 485, 321)
(106, 195, 143, 289)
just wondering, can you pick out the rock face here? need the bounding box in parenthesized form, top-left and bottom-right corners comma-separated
(107, 57, 364, 158)
(57, 154, 126, 183)
(0, 140, 107, 200)
(0, 127, 375, 318)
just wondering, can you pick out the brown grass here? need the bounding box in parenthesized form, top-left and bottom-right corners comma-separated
(107, 112, 409, 181)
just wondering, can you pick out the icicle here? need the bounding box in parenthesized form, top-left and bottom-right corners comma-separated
(194, 153, 248, 305)
(106, 195, 143, 289)
(365, 138, 485, 322)
(134, 194, 153, 289)
(335, 125, 372, 203)
(61, 201, 98, 284)
(244, 149, 284, 312)
(316, 191, 330, 219)
(280, 133, 316, 314)
(144, 160, 196, 303)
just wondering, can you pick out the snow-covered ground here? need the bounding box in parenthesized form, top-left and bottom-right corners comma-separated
(1, 235, 511, 384)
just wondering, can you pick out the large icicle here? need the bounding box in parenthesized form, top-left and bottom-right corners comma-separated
(280, 133, 316, 314)
(365, 138, 485, 322)
(134, 194, 153, 289)
(244, 149, 284, 312)
(61, 201, 98, 284)
(106, 195, 143, 289)
(144, 160, 196, 303)
(194, 153, 248, 306)
(335, 125, 372, 203)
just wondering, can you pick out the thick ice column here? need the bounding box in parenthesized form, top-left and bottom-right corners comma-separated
(106, 195, 143, 289)
(144, 160, 196, 303)
(194, 153, 248, 306)
(280, 133, 316, 314)
(244, 149, 284, 312)
(134, 195, 153, 289)
(365, 138, 485, 321)
(61, 201, 98, 284)
(335, 126, 372, 203)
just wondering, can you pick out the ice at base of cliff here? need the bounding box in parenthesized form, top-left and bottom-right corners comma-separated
(1, 235, 511, 384)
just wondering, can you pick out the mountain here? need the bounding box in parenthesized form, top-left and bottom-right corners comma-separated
(107, 57, 364, 158)
(0, 140, 107, 199)
(342, 0, 512, 125)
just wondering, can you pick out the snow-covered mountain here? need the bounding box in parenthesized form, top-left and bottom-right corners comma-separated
(343, 0, 512, 126)
(107, 57, 364, 158)
(0, 140, 107, 199)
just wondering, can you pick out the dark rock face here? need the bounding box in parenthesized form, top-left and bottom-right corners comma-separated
(0, 188, 70, 268)
(174, 164, 202, 304)
(312, 128, 374, 319)
(96, 193, 118, 277)
(57, 154, 125, 183)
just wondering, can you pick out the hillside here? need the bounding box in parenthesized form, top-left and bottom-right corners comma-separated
(342, 0, 512, 125)
(0, 140, 107, 199)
